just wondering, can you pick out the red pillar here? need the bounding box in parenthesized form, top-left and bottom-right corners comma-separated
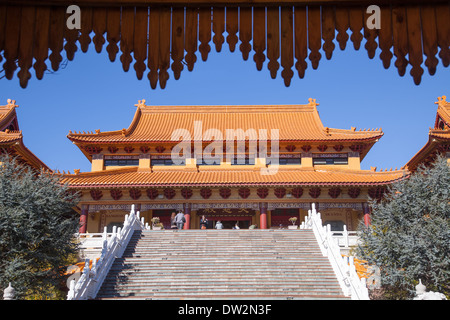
(260, 203, 267, 229)
(363, 203, 371, 226)
(183, 204, 191, 229)
(79, 204, 89, 233)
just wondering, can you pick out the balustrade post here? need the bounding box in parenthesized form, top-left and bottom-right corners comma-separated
(3, 283, 15, 300)
(67, 279, 76, 300)
(343, 225, 349, 248)
(349, 256, 355, 273)
(101, 239, 107, 257)
(83, 258, 90, 276)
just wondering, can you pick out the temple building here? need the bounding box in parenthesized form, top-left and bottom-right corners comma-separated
(0, 99, 50, 171)
(61, 98, 410, 233)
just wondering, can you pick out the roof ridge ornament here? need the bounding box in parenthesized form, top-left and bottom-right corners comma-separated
(6, 99, 18, 108)
(308, 98, 319, 107)
(435, 95, 447, 107)
(134, 99, 147, 108)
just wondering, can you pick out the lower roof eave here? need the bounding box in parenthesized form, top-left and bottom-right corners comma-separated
(66, 179, 408, 189)
(67, 135, 384, 144)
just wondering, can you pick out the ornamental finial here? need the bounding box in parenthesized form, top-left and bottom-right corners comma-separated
(6, 99, 18, 107)
(435, 95, 447, 107)
(308, 98, 319, 107)
(134, 99, 146, 108)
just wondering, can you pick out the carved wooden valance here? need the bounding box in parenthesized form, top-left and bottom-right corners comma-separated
(0, 1, 449, 88)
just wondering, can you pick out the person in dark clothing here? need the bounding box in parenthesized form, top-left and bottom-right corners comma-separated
(200, 215, 208, 229)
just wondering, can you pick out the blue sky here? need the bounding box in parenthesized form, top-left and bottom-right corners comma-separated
(1, 38, 449, 173)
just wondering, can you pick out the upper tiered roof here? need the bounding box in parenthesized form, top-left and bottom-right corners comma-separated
(0, 99, 50, 171)
(406, 96, 450, 171)
(67, 99, 383, 144)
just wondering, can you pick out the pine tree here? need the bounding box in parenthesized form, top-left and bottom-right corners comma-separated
(356, 155, 450, 299)
(0, 155, 80, 299)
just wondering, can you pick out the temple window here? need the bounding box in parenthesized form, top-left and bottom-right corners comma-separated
(231, 155, 255, 165)
(104, 159, 139, 166)
(281, 158, 301, 165)
(313, 157, 348, 165)
(197, 157, 221, 165)
(151, 159, 185, 166)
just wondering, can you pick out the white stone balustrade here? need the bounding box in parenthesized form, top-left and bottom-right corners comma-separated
(67, 205, 149, 300)
(301, 203, 370, 300)
(77, 229, 113, 259)
(330, 226, 360, 249)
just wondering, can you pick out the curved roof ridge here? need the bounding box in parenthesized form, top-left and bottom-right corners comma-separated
(67, 99, 383, 145)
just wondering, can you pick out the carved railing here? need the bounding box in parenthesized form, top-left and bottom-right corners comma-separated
(300, 203, 369, 300)
(330, 227, 360, 249)
(67, 205, 149, 300)
(77, 231, 113, 259)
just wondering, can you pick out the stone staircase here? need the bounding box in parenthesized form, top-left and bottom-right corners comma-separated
(96, 229, 350, 300)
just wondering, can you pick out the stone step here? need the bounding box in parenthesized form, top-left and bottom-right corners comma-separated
(97, 288, 346, 299)
(127, 244, 320, 248)
(124, 247, 322, 252)
(99, 294, 349, 300)
(104, 279, 340, 290)
(130, 238, 318, 241)
(107, 268, 336, 276)
(118, 253, 328, 258)
(97, 286, 345, 294)
(114, 262, 330, 268)
(103, 274, 340, 282)
(113, 258, 330, 264)
(98, 286, 344, 295)
(108, 266, 335, 272)
(129, 240, 319, 245)
(122, 253, 324, 258)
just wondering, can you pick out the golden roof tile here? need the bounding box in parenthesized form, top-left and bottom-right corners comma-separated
(67, 100, 384, 144)
(61, 166, 407, 188)
(0, 99, 19, 131)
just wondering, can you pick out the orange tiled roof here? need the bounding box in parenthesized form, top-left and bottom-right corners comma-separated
(405, 96, 450, 171)
(67, 100, 383, 144)
(0, 99, 19, 131)
(0, 131, 50, 171)
(0, 130, 22, 144)
(0, 99, 50, 171)
(429, 129, 450, 140)
(435, 96, 450, 126)
(61, 166, 407, 188)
